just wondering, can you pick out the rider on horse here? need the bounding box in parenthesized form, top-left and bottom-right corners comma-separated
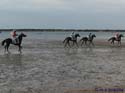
(11, 30, 19, 44)
(88, 33, 92, 40)
(70, 31, 75, 41)
(114, 32, 119, 40)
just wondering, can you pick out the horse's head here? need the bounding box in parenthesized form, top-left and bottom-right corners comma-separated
(119, 34, 124, 38)
(92, 34, 96, 38)
(19, 33, 27, 37)
(75, 33, 80, 37)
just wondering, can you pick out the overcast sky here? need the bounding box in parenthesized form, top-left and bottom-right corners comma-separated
(0, 0, 125, 29)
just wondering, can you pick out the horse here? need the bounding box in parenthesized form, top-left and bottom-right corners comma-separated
(79, 34, 96, 46)
(1, 33, 27, 53)
(108, 34, 124, 46)
(63, 33, 80, 47)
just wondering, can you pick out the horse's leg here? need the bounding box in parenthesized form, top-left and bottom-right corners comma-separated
(4, 45, 7, 53)
(18, 45, 22, 53)
(68, 42, 70, 47)
(81, 41, 84, 46)
(3, 41, 7, 53)
(119, 41, 122, 46)
(110, 41, 112, 44)
(89, 40, 91, 46)
(73, 40, 78, 47)
(64, 40, 69, 47)
(64, 42, 67, 47)
(68, 41, 71, 48)
(64, 40, 70, 48)
(6, 44, 10, 53)
(112, 41, 114, 45)
(118, 41, 121, 46)
(92, 41, 95, 46)
(74, 41, 78, 48)
(72, 41, 75, 47)
(111, 41, 113, 44)
(89, 40, 94, 46)
(85, 41, 87, 46)
(111, 40, 113, 44)
(64, 40, 67, 47)
(79, 39, 83, 46)
(117, 41, 119, 46)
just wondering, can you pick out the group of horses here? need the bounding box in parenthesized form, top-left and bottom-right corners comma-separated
(63, 34, 96, 47)
(63, 33, 124, 47)
(1, 33, 124, 53)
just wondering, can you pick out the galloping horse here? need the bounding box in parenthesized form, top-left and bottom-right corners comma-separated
(79, 34, 96, 46)
(108, 34, 124, 46)
(1, 33, 27, 53)
(63, 33, 80, 47)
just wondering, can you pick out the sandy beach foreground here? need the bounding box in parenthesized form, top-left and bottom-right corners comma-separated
(0, 39, 125, 93)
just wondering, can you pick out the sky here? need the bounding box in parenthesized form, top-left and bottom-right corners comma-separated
(0, 0, 125, 29)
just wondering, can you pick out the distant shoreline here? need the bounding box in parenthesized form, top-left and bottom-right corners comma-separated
(0, 29, 125, 32)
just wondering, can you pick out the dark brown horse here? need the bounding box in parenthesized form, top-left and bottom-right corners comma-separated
(108, 34, 124, 46)
(63, 33, 80, 47)
(1, 33, 27, 53)
(79, 34, 96, 46)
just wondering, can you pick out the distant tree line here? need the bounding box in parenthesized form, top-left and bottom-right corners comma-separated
(0, 29, 125, 32)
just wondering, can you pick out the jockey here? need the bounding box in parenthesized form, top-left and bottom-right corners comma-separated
(114, 32, 119, 40)
(70, 31, 75, 40)
(88, 33, 92, 40)
(11, 30, 18, 44)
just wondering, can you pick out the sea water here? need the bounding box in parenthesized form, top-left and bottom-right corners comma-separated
(0, 31, 125, 40)
(0, 31, 124, 93)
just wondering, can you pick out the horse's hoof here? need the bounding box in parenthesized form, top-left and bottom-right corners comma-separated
(19, 52, 22, 54)
(8, 51, 11, 54)
(18, 50, 22, 53)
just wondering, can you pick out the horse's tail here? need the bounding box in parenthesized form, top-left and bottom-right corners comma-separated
(1, 40, 6, 46)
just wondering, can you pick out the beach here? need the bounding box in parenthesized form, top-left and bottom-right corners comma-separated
(1, 0, 125, 91)
(0, 38, 125, 93)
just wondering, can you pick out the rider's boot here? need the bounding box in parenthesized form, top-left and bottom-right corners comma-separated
(15, 38, 19, 44)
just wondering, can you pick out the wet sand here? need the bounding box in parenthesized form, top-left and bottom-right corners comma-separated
(0, 39, 125, 93)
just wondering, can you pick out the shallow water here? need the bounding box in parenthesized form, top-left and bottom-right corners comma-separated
(1, 31, 125, 40)
(0, 39, 124, 93)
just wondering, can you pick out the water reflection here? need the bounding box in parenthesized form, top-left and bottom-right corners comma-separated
(1, 54, 23, 65)
(64, 48, 79, 55)
(107, 46, 123, 60)
(109, 46, 122, 53)
(81, 46, 93, 52)
(0, 54, 24, 75)
(64, 47, 97, 58)
(63, 46, 125, 58)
